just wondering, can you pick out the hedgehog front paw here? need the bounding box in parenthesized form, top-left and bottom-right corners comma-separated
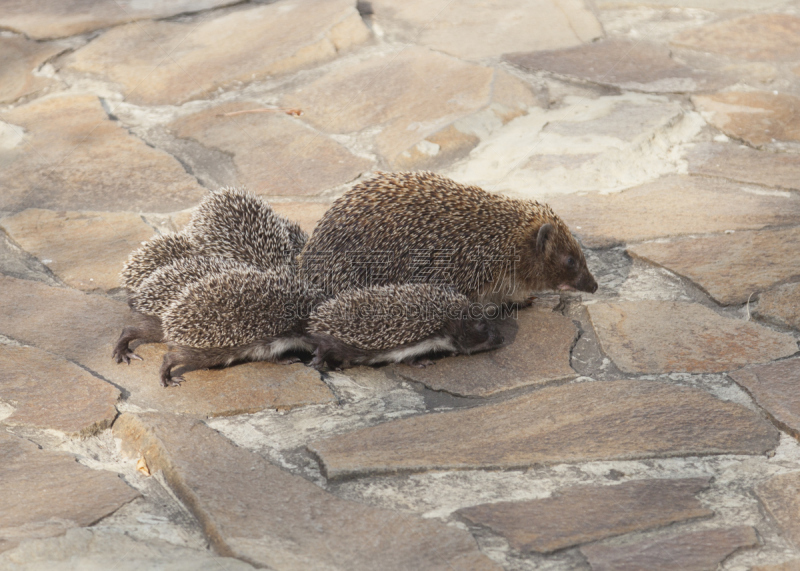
(160, 374, 184, 388)
(276, 356, 302, 365)
(407, 358, 435, 368)
(113, 347, 143, 365)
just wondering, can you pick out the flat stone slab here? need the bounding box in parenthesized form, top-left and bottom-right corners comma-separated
(369, 0, 601, 60)
(0, 432, 139, 553)
(0, 36, 63, 104)
(756, 472, 800, 550)
(581, 526, 758, 571)
(458, 478, 712, 553)
(114, 412, 500, 571)
(505, 39, 727, 93)
(283, 46, 538, 168)
(627, 227, 800, 305)
(0, 209, 153, 292)
(545, 175, 800, 248)
(692, 91, 800, 147)
(308, 379, 779, 480)
(588, 301, 797, 374)
(0, 345, 119, 436)
(271, 202, 330, 235)
(394, 307, 577, 397)
(687, 142, 800, 192)
(0, 0, 239, 40)
(0, 276, 333, 417)
(63, 0, 370, 105)
(758, 282, 800, 330)
(730, 357, 800, 440)
(0, 94, 205, 213)
(169, 102, 371, 197)
(753, 561, 800, 571)
(673, 14, 800, 62)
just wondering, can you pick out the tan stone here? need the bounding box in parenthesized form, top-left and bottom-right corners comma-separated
(692, 91, 800, 147)
(0, 0, 239, 40)
(0, 36, 63, 104)
(0, 94, 205, 213)
(730, 357, 800, 440)
(0, 276, 334, 417)
(627, 228, 800, 305)
(754, 560, 800, 571)
(588, 301, 797, 374)
(395, 307, 577, 397)
(308, 380, 779, 480)
(0, 432, 139, 553)
(599, 0, 791, 8)
(687, 142, 800, 192)
(370, 0, 602, 60)
(0, 345, 118, 436)
(0, 209, 153, 292)
(757, 472, 800, 550)
(271, 202, 330, 235)
(282, 47, 538, 168)
(757, 282, 800, 330)
(673, 14, 800, 62)
(114, 412, 500, 570)
(581, 526, 758, 571)
(63, 0, 370, 105)
(458, 478, 712, 553)
(170, 102, 371, 197)
(506, 39, 728, 93)
(545, 175, 800, 248)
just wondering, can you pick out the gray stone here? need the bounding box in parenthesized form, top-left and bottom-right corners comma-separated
(687, 142, 800, 192)
(0, 230, 60, 286)
(730, 357, 800, 440)
(587, 301, 797, 373)
(581, 526, 759, 571)
(756, 472, 800, 550)
(458, 478, 712, 553)
(753, 560, 800, 571)
(627, 228, 800, 305)
(395, 306, 577, 397)
(271, 202, 330, 236)
(114, 412, 500, 571)
(757, 282, 800, 330)
(63, 0, 370, 105)
(308, 380, 779, 480)
(0, 36, 63, 104)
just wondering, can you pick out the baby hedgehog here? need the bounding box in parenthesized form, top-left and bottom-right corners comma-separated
(306, 284, 504, 370)
(120, 232, 194, 292)
(112, 256, 272, 364)
(159, 266, 322, 387)
(299, 172, 597, 304)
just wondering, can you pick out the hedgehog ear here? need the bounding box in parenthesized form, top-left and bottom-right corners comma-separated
(536, 223, 553, 253)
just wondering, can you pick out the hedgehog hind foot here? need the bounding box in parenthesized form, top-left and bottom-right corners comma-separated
(405, 357, 435, 368)
(113, 316, 163, 364)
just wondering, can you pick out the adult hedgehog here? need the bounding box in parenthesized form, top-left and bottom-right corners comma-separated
(298, 172, 597, 303)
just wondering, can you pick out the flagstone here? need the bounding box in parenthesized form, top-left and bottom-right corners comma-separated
(756, 472, 800, 550)
(687, 142, 800, 192)
(308, 379, 779, 480)
(114, 412, 500, 570)
(757, 282, 800, 330)
(730, 357, 800, 440)
(627, 228, 800, 305)
(587, 301, 797, 373)
(271, 202, 330, 235)
(0, 94, 205, 213)
(0, 36, 63, 104)
(63, 0, 370, 105)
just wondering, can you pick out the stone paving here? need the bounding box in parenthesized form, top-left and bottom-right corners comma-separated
(1, 0, 800, 569)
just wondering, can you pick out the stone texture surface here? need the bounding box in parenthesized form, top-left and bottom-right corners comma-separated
(730, 358, 800, 440)
(0, 209, 153, 292)
(673, 14, 800, 62)
(758, 282, 800, 330)
(587, 301, 797, 373)
(754, 561, 800, 571)
(627, 228, 800, 305)
(0, 94, 205, 213)
(545, 175, 800, 248)
(458, 478, 712, 553)
(0, 276, 333, 417)
(0, 432, 139, 553)
(282, 47, 538, 168)
(692, 91, 800, 147)
(581, 526, 759, 571)
(0, 0, 239, 40)
(757, 472, 800, 550)
(370, 0, 602, 60)
(169, 102, 371, 197)
(308, 380, 779, 479)
(506, 39, 727, 93)
(0, 345, 119, 436)
(0, 36, 63, 104)
(271, 202, 330, 235)
(114, 412, 500, 571)
(687, 142, 800, 192)
(63, 0, 370, 105)
(395, 307, 577, 397)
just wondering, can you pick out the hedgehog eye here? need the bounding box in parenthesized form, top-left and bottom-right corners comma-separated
(566, 257, 576, 269)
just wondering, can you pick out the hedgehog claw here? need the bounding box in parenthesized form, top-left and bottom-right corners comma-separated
(276, 356, 301, 365)
(409, 358, 435, 368)
(162, 375, 184, 388)
(113, 348, 143, 365)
